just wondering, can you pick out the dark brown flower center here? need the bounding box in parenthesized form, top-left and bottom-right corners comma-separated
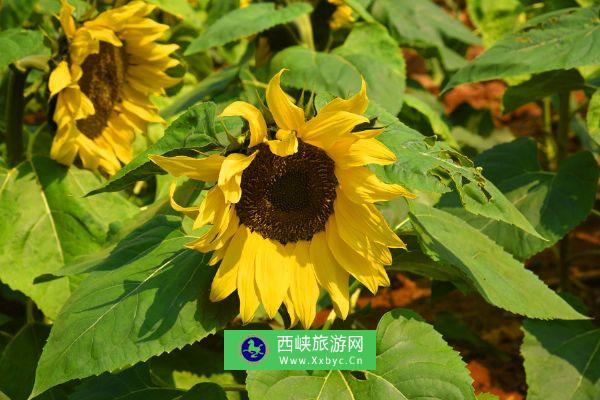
(236, 140, 338, 243)
(76, 41, 127, 139)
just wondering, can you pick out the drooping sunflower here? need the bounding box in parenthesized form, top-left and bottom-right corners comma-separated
(48, 0, 179, 175)
(150, 70, 415, 328)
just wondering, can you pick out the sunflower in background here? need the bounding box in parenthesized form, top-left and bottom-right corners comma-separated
(48, 0, 179, 175)
(328, 0, 355, 29)
(150, 70, 416, 328)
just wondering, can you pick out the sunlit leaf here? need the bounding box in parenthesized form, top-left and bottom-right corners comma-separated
(247, 309, 476, 400)
(0, 157, 138, 318)
(185, 3, 313, 55)
(409, 202, 586, 320)
(31, 216, 237, 397)
(444, 5, 600, 92)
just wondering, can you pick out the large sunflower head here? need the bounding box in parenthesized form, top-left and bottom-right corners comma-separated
(48, 0, 179, 175)
(150, 70, 416, 328)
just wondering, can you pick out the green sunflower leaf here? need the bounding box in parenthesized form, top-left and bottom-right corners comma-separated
(0, 0, 37, 29)
(271, 23, 406, 114)
(466, 0, 525, 47)
(502, 69, 585, 114)
(443, 5, 600, 92)
(521, 298, 600, 399)
(87, 102, 226, 196)
(146, 0, 203, 28)
(587, 88, 600, 146)
(30, 215, 237, 397)
(0, 157, 138, 319)
(371, 0, 481, 70)
(70, 364, 184, 400)
(370, 101, 543, 239)
(0, 29, 49, 71)
(439, 138, 599, 260)
(185, 2, 313, 55)
(331, 23, 406, 114)
(0, 323, 67, 400)
(247, 308, 476, 400)
(408, 202, 586, 320)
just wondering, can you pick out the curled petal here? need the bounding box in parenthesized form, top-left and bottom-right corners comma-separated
(266, 69, 304, 131)
(220, 101, 267, 147)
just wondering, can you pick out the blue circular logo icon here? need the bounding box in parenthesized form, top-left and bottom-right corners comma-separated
(241, 336, 266, 362)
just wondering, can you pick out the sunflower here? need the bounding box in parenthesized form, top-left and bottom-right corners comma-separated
(150, 70, 415, 328)
(328, 0, 355, 29)
(48, 0, 179, 175)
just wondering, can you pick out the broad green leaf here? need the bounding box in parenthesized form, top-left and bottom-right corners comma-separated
(466, 0, 525, 46)
(409, 203, 586, 320)
(0, 323, 66, 400)
(70, 364, 184, 400)
(161, 66, 241, 119)
(271, 46, 362, 98)
(522, 301, 600, 399)
(247, 309, 476, 400)
(0, 0, 37, 29)
(146, 0, 203, 27)
(402, 92, 457, 147)
(180, 383, 227, 400)
(371, 0, 481, 70)
(331, 23, 406, 114)
(370, 102, 543, 238)
(273, 23, 407, 114)
(31, 216, 237, 397)
(440, 138, 599, 260)
(0, 29, 49, 71)
(150, 343, 243, 397)
(185, 3, 313, 55)
(502, 69, 585, 113)
(588, 88, 600, 145)
(444, 6, 600, 92)
(0, 157, 138, 318)
(388, 237, 472, 292)
(87, 102, 225, 196)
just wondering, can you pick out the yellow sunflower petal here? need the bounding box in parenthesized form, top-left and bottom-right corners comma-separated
(284, 291, 299, 328)
(220, 101, 267, 147)
(300, 111, 368, 150)
(320, 77, 368, 115)
(266, 69, 304, 131)
(325, 215, 379, 293)
(309, 232, 350, 319)
(149, 154, 225, 182)
(49, 62, 73, 96)
(194, 187, 225, 229)
(267, 130, 298, 157)
(218, 152, 258, 203)
(237, 229, 261, 323)
(289, 241, 320, 329)
(210, 227, 247, 302)
(59, 0, 76, 39)
(255, 239, 290, 319)
(335, 166, 416, 203)
(329, 136, 396, 168)
(336, 191, 406, 248)
(168, 183, 199, 219)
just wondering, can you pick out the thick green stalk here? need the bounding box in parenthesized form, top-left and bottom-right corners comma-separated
(4, 66, 29, 167)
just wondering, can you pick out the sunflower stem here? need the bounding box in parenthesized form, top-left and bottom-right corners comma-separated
(4, 66, 29, 167)
(220, 384, 247, 392)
